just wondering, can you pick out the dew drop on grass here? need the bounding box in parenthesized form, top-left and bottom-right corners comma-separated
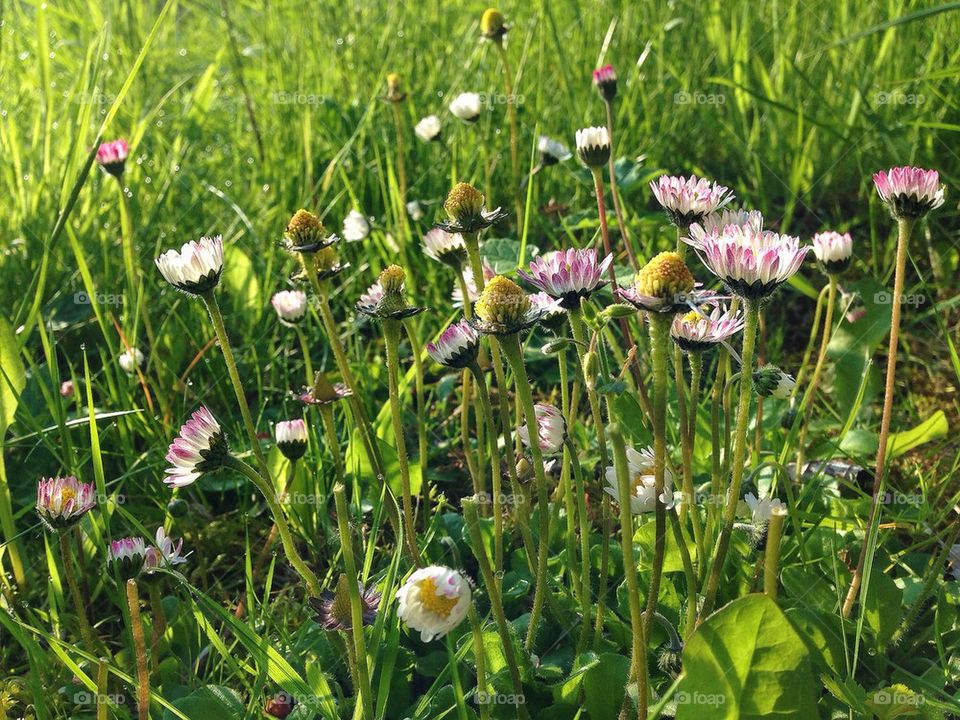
(246, 157, 253, 164)
(262, 185, 270, 193)
(18, 52, 28, 61)
(179, 48, 187, 56)
(144, 177, 152, 184)
(225, 180, 233, 187)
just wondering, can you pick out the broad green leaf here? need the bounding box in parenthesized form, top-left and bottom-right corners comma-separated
(480, 237, 539, 273)
(583, 652, 632, 719)
(0, 315, 25, 436)
(222, 245, 262, 314)
(164, 686, 244, 720)
(887, 410, 948, 458)
(863, 567, 902, 649)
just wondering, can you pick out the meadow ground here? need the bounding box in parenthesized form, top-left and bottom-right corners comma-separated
(1, 1, 959, 718)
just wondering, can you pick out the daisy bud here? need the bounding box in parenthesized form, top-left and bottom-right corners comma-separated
(107, 537, 147, 580)
(636, 252, 695, 303)
(812, 231, 853, 275)
(275, 419, 308, 461)
(444, 182, 485, 225)
(311, 574, 382, 631)
(873, 166, 944, 220)
(271, 290, 309, 325)
(753, 365, 795, 399)
(422, 228, 467, 268)
(118, 347, 145, 375)
(164, 407, 230, 487)
(395, 565, 471, 642)
(415, 115, 442, 143)
(601, 303, 639, 321)
(475, 275, 531, 328)
(385, 72, 405, 103)
(96, 139, 129, 178)
(449, 92, 483, 123)
(518, 403, 566, 455)
(427, 321, 481, 369)
(284, 209, 333, 253)
(155, 235, 225, 295)
(541, 338, 572, 355)
(583, 350, 598, 383)
(516, 457, 534, 482)
(538, 135, 572, 166)
(480, 7, 508, 41)
(342, 210, 370, 242)
(593, 65, 617, 102)
(575, 126, 611, 169)
(167, 497, 189, 518)
(60, 380, 75, 398)
(36, 476, 97, 531)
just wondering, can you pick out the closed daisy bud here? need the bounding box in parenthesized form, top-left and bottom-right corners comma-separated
(395, 565, 471, 642)
(518, 403, 566, 455)
(415, 115, 442, 143)
(164, 407, 230, 488)
(473, 275, 537, 335)
(427, 321, 480, 369)
(271, 290, 309, 325)
(385, 72, 405, 103)
(873, 166, 944, 220)
(284, 209, 335, 253)
(592, 64, 617, 102)
(60, 380, 75, 398)
(480, 8, 508, 41)
(575, 126, 611, 168)
(604, 446, 676, 514)
(753, 365, 795, 399)
(342, 210, 370, 242)
(275, 419, 308, 461)
(96, 139, 129, 178)
(118, 347, 145, 375)
(812, 231, 853, 275)
(449, 92, 483, 123)
(422, 228, 467, 268)
(107, 537, 147, 580)
(36, 476, 97, 531)
(155, 235, 224, 295)
(311, 574, 382, 631)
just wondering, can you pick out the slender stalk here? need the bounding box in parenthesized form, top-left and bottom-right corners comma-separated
(498, 333, 552, 651)
(700, 300, 759, 619)
(403, 318, 430, 505)
(460, 370, 481, 491)
(294, 325, 314, 385)
(795, 276, 837, 474)
(390, 102, 407, 201)
(763, 511, 787, 600)
(667, 508, 699, 638)
(469, 607, 491, 720)
(446, 634, 471, 720)
(568, 307, 608, 463)
(494, 41, 523, 225)
(790, 285, 829, 401)
(609, 424, 648, 720)
(843, 217, 915, 618)
(333, 485, 374, 720)
(320, 405, 345, 486)
(469, 362, 504, 578)
(593, 494, 613, 647)
(223, 455, 322, 595)
(383, 320, 424, 567)
(462, 497, 530, 720)
(126, 579, 150, 720)
(149, 582, 168, 649)
(565, 437, 593, 653)
(603, 99, 637, 270)
(59, 530, 96, 653)
(591, 169, 618, 286)
(96, 657, 109, 720)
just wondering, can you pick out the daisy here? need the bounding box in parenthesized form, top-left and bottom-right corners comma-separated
(395, 565, 471, 642)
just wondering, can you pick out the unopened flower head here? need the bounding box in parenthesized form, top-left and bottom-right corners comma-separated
(620, 251, 696, 314)
(155, 235, 224, 295)
(275, 419, 308, 461)
(440, 182, 506, 233)
(395, 565, 471, 642)
(96, 139, 129, 178)
(812, 231, 853, 275)
(480, 7, 508, 40)
(300, 371, 353, 407)
(672, 304, 744, 353)
(427, 320, 481, 369)
(604, 446, 675, 514)
(650, 175, 734, 228)
(108, 536, 147, 580)
(119, 347, 145, 375)
(449, 92, 483, 123)
(518, 248, 612, 309)
(36, 476, 97, 530)
(311, 574, 381, 631)
(422, 228, 467, 268)
(529, 291, 566, 332)
(164, 406, 229, 488)
(518, 403, 566, 455)
(415, 115, 443, 143)
(143, 526, 188, 573)
(385, 72, 405, 102)
(538, 135, 572, 166)
(284, 209, 336, 253)
(684, 224, 808, 301)
(271, 290, 309, 325)
(753, 365, 795, 399)
(593, 64, 617, 102)
(342, 210, 370, 242)
(575, 126, 611, 168)
(472, 275, 539, 335)
(873, 167, 944, 220)
(356, 265, 425, 320)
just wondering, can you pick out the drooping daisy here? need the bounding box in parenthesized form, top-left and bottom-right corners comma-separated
(275, 419, 308, 461)
(414, 115, 442, 143)
(271, 290, 309, 325)
(164, 407, 230, 488)
(449, 92, 483, 123)
(873, 166, 944, 220)
(155, 235, 225, 295)
(96, 139, 129, 178)
(575, 126, 610, 169)
(538, 135, 572, 166)
(671, 304, 744, 353)
(107, 536, 147, 580)
(753, 365, 795, 399)
(36, 476, 97, 530)
(426, 321, 481, 369)
(395, 565, 471, 642)
(422, 228, 467, 268)
(143, 526, 189, 572)
(518, 403, 566, 455)
(118, 347, 145, 375)
(604, 446, 675, 514)
(342, 210, 370, 242)
(812, 231, 853, 275)
(311, 575, 382, 631)
(518, 248, 612, 309)
(650, 175, 734, 228)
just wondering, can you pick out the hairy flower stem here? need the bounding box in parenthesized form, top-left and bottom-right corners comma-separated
(463, 497, 530, 720)
(790, 285, 829, 402)
(469, 608, 492, 720)
(390, 102, 407, 202)
(843, 217, 916, 618)
(795, 276, 837, 475)
(668, 508, 699, 637)
(763, 511, 787, 600)
(382, 320, 425, 568)
(568, 307, 608, 463)
(681, 352, 706, 569)
(494, 41, 523, 225)
(499, 333, 552, 651)
(149, 582, 168, 649)
(126, 579, 150, 720)
(333, 485, 375, 720)
(701, 299, 759, 620)
(610, 424, 649, 720)
(460, 371, 481, 491)
(603, 99, 638, 271)
(59, 530, 96, 653)
(644, 314, 671, 640)
(565, 437, 593, 653)
(447, 634, 471, 720)
(294, 325, 314, 385)
(557, 350, 582, 604)
(403, 318, 430, 504)
(224, 455, 322, 595)
(469, 362, 504, 578)
(591, 169, 618, 286)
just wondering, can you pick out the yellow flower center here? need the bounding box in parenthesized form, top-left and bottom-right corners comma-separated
(681, 310, 701, 324)
(59, 487, 76, 504)
(417, 576, 459, 618)
(314, 246, 339, 273)
(480, 8, 506, 37)
(475, 275, 530, 325)
(444, 182, 485, 223)
(286, 209, 326, 246)
(636, 251, 694, 299)
(378, 264, 406, 293)
(386, 72, 404, 101)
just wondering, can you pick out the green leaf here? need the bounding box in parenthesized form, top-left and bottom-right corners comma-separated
(480, 237, 539, 273)
(164, 686, 244, 720)
(887, 410, 948, 458)
(0, 314, 25, 436)
(677, 595, 818, 719)
(222, 245, 262, 314)
(583, 652, 632, 719)
(863, 567, 902, 649)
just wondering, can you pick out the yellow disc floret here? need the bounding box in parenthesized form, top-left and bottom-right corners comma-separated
(444, 182, 485, 224)
(386, 72, 404, 102)
(636, 251, 695, 299)
(475, 275, 530, 326)
(286, 208, 326, 247)
(378, 264, 406, 294)
(480, 8, 506, 38)
(417, 576, 459, 618)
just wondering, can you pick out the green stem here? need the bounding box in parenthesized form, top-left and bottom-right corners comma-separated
(683, 351, 707, 570)
(603, 98, 637, 271)
(469, 362, 504, 578)
(667, 508, 699, 639)
(126, 579, 150, 720)
(391, 102, 407, 201)
(149, 581, 168, 650)
(790, 285, 829, 402)
(403, 318, 430, 505)
(565, 437, 593, 653)
(494, 41, 523, 225)
(469, 607, 491, 720)
(644, 314, 670, 639)
(59, 530, 96, 653)
(796, 276, 837, 474)
(568, 307, 608, 463)
(592, 169, 618, 286)
(460, 370, 481, 492)
(446, 634, 470, 720)
(294, 325, 314, 386)
(763, 510, 787, 600)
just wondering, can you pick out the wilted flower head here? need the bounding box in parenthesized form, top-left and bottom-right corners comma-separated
(650, 175, 734, 228)
(518, 403, 566, 455)
(108, 536, 147, 580)
(538, 135, 572, 166)
(96, 139, 129, 177)
(118, 347, 145, 375)
(271, 290, 309, 325)
(143, 526, 188, 573)
(480, 7, 508, 40)
(300, 371, 353, 407)
(684, 224, 808, 301)
(311, 574, 382, 631)
(449, 92, 483, 123)
(812, 231, 853, 274)
(385, 72, 405, 103)
(164, 406, 230, 488)
(575, 126, 611, 168)
(275, 419, 308, 461)
(619, 251, 697, 314)
(672, 304, 744, 353)
(415, 115, 442, 143)
(529, 292, 566, 331)
(440, 182, 506, 233)
(873, 167, 944, 220)
(593, 64, 617, 102)
(472, 275, 539, 335)
(36, 476, 97, 530)
(155, 235, 224, 295)
(604, 446, 676, 514)
(427, 321, 481, 369)
(396, 565, 471, 642)
(342, 210, 370, 242)
(284, 209, 336, 253)
(753, 365, 795, 399)
(518, 248, 612, 309)
(406, 200, 425, 221)
(422, 228, 467, 268)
